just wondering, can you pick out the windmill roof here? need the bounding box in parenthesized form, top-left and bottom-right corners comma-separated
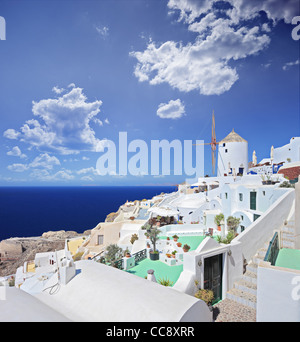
(219, 129, 247, 143)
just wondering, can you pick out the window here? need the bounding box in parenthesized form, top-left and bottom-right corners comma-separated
(254, 214, 260, 221)
(241, 215, 244, 221)
(225, 149, 228, 153)
(223, 143, 226, 147)
(225, 192, 228, 199)
(97, 235, 104, 245)
(263, 191, 266, 196)
(240, 226, 245, 232)
(239, 193, 243, 201)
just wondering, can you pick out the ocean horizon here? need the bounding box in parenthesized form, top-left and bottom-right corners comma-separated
(0, 186, 177, 241)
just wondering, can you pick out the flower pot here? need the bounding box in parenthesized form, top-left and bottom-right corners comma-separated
(150, 252, 159, 261)
(173, 238, 178, 242)
(217, 225, 221, 231)
(126, 253, 131, 258)
(177, 242, 182, 247)
(183, 249, 189, 253)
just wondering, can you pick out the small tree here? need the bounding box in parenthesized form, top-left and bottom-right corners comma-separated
(149, 227, 161, 253)
(105, 244, 123, 264)
(214, 213, 224, 227)
(226, 216, 240, 233)
(130, 233, 138, 245)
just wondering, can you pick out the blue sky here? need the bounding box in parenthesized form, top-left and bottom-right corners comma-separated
(0, 0, 299, 186)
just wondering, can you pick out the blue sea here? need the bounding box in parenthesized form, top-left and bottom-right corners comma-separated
(0, 186, 177, 241)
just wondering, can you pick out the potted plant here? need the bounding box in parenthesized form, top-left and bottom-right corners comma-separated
(266, 174, 272, 185)
(177, 242, 182, 247)
(214, 213, 224, 232)
(172, 234, 179, 242)
(195, 289, 214, 311)
(171, 250, 177, 258)
(166, 237, 170, 240)
(149, 226, 161, 261)
(226, 216, 240, 234)
(183, 244, 191, 252)
(166, 253, 172, 258)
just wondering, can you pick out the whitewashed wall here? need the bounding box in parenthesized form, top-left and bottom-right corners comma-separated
(257, 262, 300, 322)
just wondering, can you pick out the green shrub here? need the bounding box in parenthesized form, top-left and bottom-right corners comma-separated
(158, 277, 174, 287)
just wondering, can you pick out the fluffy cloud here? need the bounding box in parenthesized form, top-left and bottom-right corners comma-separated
(29, 168, 74, 182)
(131, 0, 297, 95)
(7, 146, 27, 159)
(3, 86, 107, 155)
(157, 99, 185, 119)
(3, 129, 20, 140)
(29, 153, 60, 170)
(7, 153, 60, 173)
(7, 164, 28, 173)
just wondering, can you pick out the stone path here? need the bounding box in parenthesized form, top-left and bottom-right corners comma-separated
(212, 299, 256, 322)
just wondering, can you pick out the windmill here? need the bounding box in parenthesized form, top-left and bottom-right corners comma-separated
(194, 111, 220, 175)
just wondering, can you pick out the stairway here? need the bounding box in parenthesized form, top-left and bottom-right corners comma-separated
(226, 219, 296, 310)
(281, 219, 296, 249)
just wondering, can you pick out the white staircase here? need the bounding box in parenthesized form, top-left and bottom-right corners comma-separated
(281, 219, 296, 249)
(226, 219, 297, 310)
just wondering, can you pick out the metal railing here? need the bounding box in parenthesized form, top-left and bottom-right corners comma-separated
(264, 232, 279, 266)
(132, 249, 147, 263)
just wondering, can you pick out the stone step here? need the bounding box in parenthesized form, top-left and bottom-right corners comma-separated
(243, 270, 257, 284)
(281, 236, 296, 248)
(282, 226, 295, 234)
(253, 253, 265, 265)
(226, 288, 257, 310)
(234, 279, 257, 296)
(246, 262, 258, 274)
(282, 230, 295, 238)
(281, 240, 296, 249)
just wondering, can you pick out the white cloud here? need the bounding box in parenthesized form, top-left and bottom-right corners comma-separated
(77, 167, 99, 176)
(7, 153, 60, 174)
(29, 168, 74, 182)
(93, 118, 103, 126)
(95, 25, 109, 38)
(29, 153, 60, 170)
(157, 99, 185, 119)
(7, 146, 27, 159)
(3, 86, 107, 155)
(81, 176, 94, 182)
(130, 0, 297, 95)
(3, 129, 20, 140)
(7, 163, 28, 173)
(52, 86, 65, 94)
(104, 118, 110, 124)
(283, 59, 300, 71)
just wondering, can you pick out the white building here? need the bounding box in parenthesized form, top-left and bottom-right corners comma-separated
(273, 137, 300, 164)
(217, 129, 248, 177)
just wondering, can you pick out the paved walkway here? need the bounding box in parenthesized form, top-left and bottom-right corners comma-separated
(213, 299, 256, 322)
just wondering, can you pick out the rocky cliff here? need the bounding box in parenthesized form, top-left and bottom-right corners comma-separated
(0, 230, 91, 277)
